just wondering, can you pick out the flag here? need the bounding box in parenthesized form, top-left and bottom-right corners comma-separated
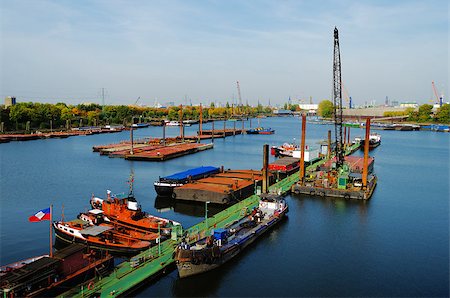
(29, 207, 51, 222)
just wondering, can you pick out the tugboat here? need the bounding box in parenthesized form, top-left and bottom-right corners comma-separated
(90, 192, 180, 236)
(154, 166, 220, 197)
(175, 193, 288, 278)
(90, 174, 181, 236)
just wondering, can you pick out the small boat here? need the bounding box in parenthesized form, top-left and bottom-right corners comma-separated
(164, 121, 191, 127)
(271, 143, 299, 157)
(154, 166, 220, 197)
(175, 193, 288, 278)
(246, 127, 275, 134)
(357, 133, 381, 150)
(90, 192, 180, 235)
(77, 210, 159, 242)
(53, 219, 151, 255)
(131, 123, 150, 128)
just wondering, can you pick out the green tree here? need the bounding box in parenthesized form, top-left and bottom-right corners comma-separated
(435, 104, 450, 123)
(318, 100, 333, 118)
(417, 104, 433, 122)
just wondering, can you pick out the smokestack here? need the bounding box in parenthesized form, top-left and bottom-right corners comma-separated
(362, 118, 371, 189)
(299, 114, 306, 184)
(262, 144, 269, 193)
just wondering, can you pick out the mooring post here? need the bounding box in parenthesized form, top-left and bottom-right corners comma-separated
(348, 127, 351, 148)
(327, 130, 331, 159)
(223, 119, 226, 137)
(299, 114, 306, 184)
(362, 118, 370, 189)
(212, 120, 215, 143)
(162, 122, 166, 146)
(130, 127, 134, 155)
(199, 104, 203, 136)
(250, 118, 252, 128)
(262, 144, 269, 193)
(233, 121, 236, 136)
(344, 126, 347, 149)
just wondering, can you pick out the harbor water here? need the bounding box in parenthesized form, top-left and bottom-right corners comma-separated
(0, 117, 448, 296)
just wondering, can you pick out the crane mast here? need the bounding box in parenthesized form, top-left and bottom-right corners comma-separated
(432, 81, 442, 107)
(236, 81, 242, 108)
(333, 27, 344, 168)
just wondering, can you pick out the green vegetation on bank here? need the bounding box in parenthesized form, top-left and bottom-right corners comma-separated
(0, 102, 274, 132)
(383, 104, 449, 123)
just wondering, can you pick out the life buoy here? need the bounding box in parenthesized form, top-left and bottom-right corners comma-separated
(87, 281, 95, 290)
(319, 191, 325, 197)
(260, 201, 268, 208)
(222, 198, 229, 204)
(344, 194, 350, 200)
(310, 190, 315, 196)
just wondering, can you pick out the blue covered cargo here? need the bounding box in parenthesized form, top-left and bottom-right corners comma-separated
(162, 166, 220, 182)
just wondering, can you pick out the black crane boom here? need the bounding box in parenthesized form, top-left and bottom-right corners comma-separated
(333, 27, 344, 168)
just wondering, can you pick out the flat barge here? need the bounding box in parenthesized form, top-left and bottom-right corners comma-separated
(154, 166, 220, 197)
(125, 143, 213, 161)
(0, 244, 113, 297)
(198, 129, 243, 136)
(173, 169, 272, 204)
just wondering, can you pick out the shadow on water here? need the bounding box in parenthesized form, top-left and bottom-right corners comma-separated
(155, 196, 226, 217)
(170, 217, 289, 297)
(292, 193, 370, 223)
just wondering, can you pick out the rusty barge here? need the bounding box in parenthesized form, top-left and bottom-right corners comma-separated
(173, 169, 273, 204)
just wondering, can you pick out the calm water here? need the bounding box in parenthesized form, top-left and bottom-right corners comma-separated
(0, 117, 448, 297)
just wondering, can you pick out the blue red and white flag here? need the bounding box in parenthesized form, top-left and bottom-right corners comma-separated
(28, 207, 51, 222)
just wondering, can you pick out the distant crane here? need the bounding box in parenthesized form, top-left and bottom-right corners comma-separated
(236, 81, 242, 108)
(432, 81, 443, 107)
(341, 81, 352, 109)
(134, 96, 141, 105)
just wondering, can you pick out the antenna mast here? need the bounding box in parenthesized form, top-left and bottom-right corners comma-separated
(333, 27, 344, 168)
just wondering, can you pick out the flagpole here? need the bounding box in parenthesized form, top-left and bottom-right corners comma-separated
(50, 204, 53, 257)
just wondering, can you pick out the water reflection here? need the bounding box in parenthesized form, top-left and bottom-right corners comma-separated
(154, 196, 226, 217)
(293, 193, 370, 224)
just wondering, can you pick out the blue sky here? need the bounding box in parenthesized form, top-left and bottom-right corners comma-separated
(0, 0, 448, 106)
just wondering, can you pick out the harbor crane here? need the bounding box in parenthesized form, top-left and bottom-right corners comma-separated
(432, 81, 443, 107)
(333, 27, 344, 169)
(236, 81, 242, 107)
(341, 81, 352, 109)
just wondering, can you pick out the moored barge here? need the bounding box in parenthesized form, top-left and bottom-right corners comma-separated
(173, 170, 273, 204)
(0, 244, 113, 297)
(154, 166, 220, 197)
(175, 193, 288, 278)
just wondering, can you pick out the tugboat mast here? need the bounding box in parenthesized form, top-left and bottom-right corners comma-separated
(333, 27, 344, 168)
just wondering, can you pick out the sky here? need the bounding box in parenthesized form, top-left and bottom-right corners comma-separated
(0, 0, 448, 106)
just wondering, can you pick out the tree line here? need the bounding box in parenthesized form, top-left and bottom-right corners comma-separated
(317, 100, 449, 123)
(0, 102, 274, 132)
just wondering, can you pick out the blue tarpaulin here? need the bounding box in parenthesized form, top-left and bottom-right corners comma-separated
(162, 166, 219, 181)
